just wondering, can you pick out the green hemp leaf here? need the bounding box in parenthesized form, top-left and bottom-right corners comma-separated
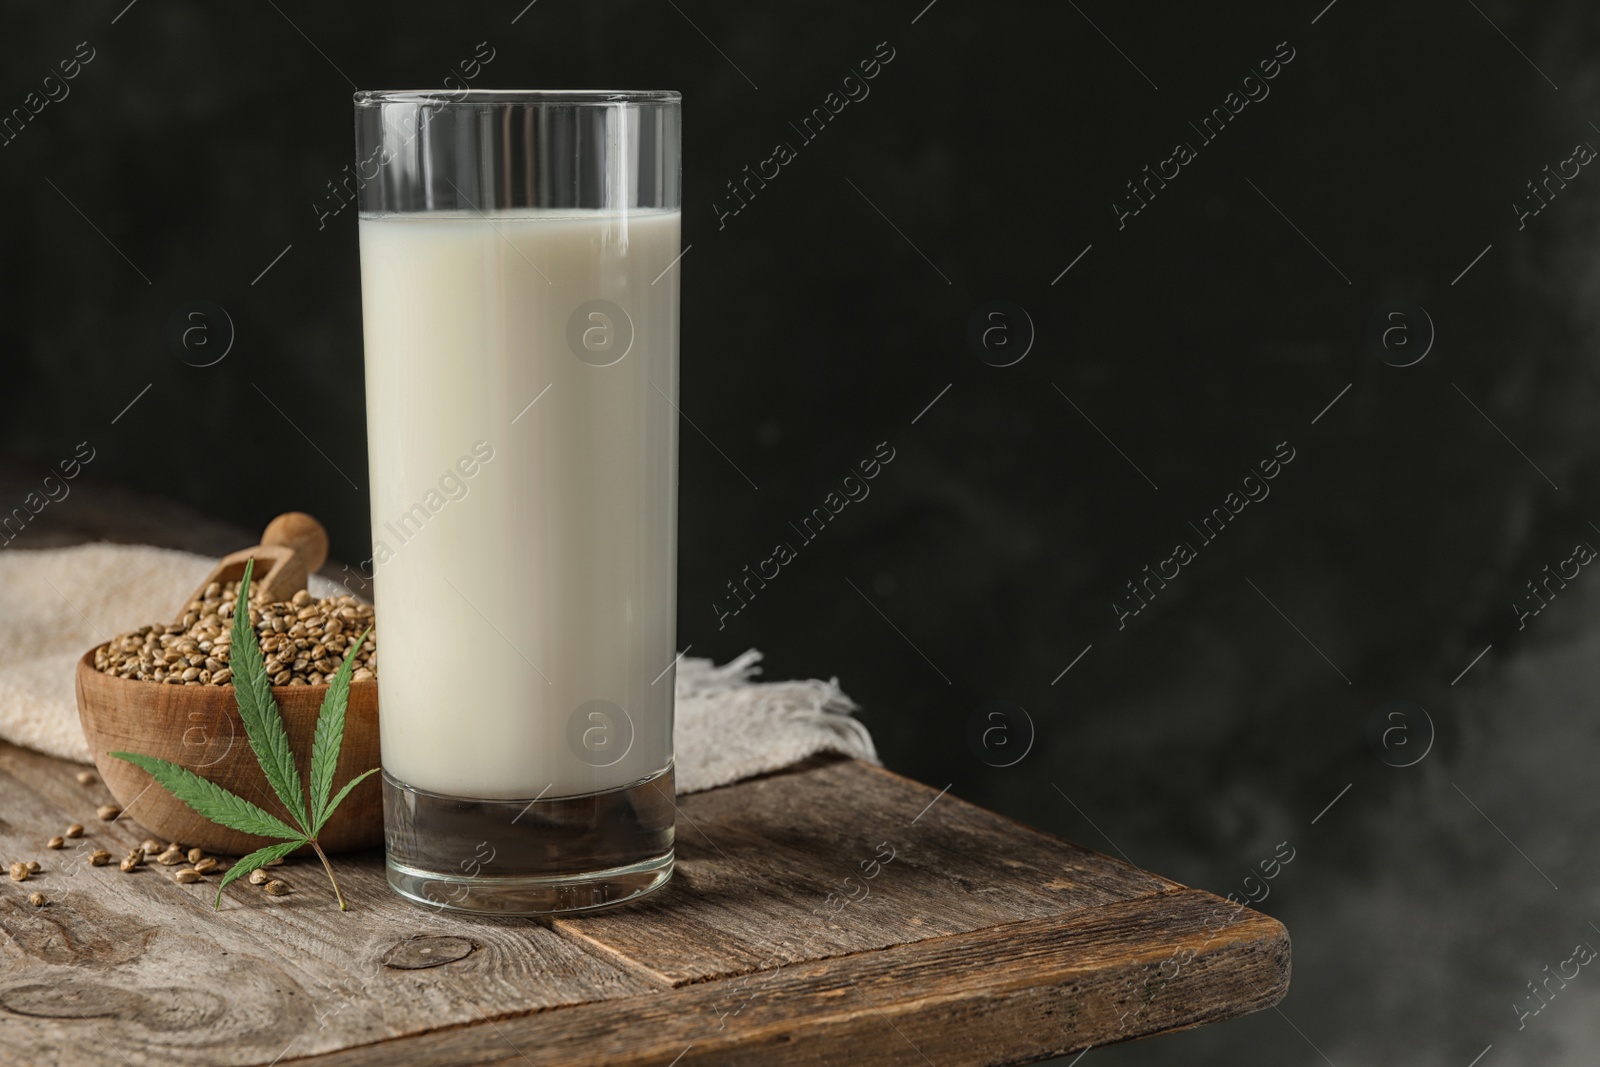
(112, 558, 378, 910)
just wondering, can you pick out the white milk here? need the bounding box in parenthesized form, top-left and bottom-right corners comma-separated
(358, 209, 680, 799)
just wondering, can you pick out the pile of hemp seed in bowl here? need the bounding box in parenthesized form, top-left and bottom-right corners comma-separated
(92, 581, 376, 687)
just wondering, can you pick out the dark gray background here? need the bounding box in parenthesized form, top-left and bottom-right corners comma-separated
(4, 0, 1600, 1063)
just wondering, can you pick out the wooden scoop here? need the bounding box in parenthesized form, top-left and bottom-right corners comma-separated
(176, 512, 330, 620)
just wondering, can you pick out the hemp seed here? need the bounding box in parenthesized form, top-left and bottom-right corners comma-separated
(9, 862, 29, 881)
(93, 581, 376, 687)
(263, 879, 290, 896)
(75, 770, 97, 785)
(248, 868, 270, 885)
(47, 836, 64, 850)
(28, 892, 45, 907)
(95, 804, 120, 821)
(87, 850, 111, 867)
(64, 824, 84, 839)
(173, 869, 203, 884)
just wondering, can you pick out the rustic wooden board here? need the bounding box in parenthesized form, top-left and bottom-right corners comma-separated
(551, 759, 1175, 986)
(0, 743, 1289, 1066)
(0, 742, 660, 1066)
(302, 890, 1289, 1067)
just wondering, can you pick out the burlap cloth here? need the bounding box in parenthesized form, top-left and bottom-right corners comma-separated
(0, 543, 877, 794)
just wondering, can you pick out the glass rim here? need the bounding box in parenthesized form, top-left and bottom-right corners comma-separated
(354, 89, 680, 107)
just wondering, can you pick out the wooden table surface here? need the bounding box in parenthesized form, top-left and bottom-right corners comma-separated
(0, 468, 1290, 1064)
(0, 744, 1288, 1066)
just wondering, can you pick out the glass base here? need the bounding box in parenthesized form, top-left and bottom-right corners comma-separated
(383, 764, 675, 915)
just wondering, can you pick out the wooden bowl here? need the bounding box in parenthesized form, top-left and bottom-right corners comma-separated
(75, 650, 382, 855)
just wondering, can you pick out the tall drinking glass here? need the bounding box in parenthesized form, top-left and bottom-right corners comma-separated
(353, 89, 681, 914)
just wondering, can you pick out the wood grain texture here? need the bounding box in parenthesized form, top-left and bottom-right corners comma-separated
(292, 890, 1289, 1067)
(0, 744, 1290, 1067)
(0, 742, 658, 1066)
(552, 757, 1174, 986)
